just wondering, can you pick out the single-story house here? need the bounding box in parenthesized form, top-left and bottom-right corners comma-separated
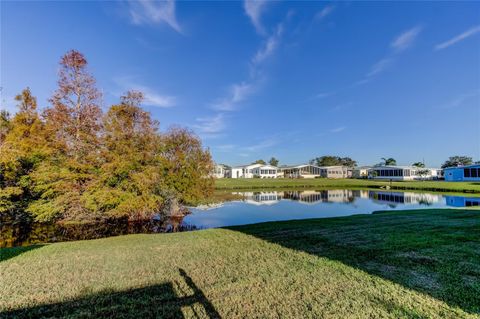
(444, 164, 480, 182)
(369, 166, 442, 181)
(281, 164, 322, 178)
(231, 164, 279, 179)
(318, 166, 350, 179)
(212, 164, 230, 178)
(352, 166, 372, 179)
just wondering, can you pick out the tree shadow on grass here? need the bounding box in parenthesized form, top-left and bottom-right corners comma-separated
(227, 209, 480, 315)
(0, 268, 221, 319)
(0, 245, 44, 263)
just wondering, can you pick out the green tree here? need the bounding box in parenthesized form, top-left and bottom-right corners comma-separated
(381, 157, 397, 166)
(159, 126, 214, 205)
(0, 88, 50, 216)
(416, 169, 430, 181)
(311, 156, 356, 167)
(252, 159, 266, 165)
(412, 162, 425, 168)
(268, 157, 279, 166)
(441, 156, 473, 168)
(340, 157, 357, 168)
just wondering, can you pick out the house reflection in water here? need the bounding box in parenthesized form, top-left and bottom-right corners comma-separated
(234, 192, 283, 205)
(445, 196, 480, 207)
(236, 190, 366, 205)
(233, 190, 477, 208)
(368, 191, 442, 206)
(283, 190, 359, 204)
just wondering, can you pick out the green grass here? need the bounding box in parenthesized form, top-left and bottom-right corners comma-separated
(1, 209, 479, 318)
(215, 178, 480, 194)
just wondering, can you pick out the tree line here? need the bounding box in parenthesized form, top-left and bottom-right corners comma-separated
(0, 50, 214, 222)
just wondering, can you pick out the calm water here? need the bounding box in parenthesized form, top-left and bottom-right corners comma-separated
(185, 189, 480, 228)
(2, 189, 479, 247)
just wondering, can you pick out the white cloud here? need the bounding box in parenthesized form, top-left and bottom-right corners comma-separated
(243, 137, 279, 152)
(113, 76, 176, 108)
(212, 82, 254, 111)
(366, 58, 393, 77)
(194, 113, 226, 134)
(434, 25, 480, 51)
(330, 126, 346, 133)
(127, 0, 182, 33)
(357, 25, 422, 85)
(391, 26, 422, 52)
(315, 5, 335, 20)
(252, 24, 284, 65)
(244, 0, 269, 35)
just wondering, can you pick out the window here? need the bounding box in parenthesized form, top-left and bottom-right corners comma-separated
(472, 168, 478, 178)
(464, 168, 471, 178)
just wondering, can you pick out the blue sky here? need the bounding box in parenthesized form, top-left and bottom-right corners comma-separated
(1, 1, 479, 167)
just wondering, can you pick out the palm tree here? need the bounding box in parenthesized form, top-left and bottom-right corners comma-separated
(381, 157, 397, 166)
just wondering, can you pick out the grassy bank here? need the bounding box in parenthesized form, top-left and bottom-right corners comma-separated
(1, 209, 479, 318)
(215, 178, 480, 194)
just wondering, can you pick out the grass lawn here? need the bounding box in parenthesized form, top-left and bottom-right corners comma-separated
(215, 178, 480, 194)
(1, 209, 479, 318)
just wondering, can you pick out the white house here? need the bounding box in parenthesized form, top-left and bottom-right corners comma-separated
(212, 164, 230, 178)
(281, 164, 322, 178)
(352, 166, 371, 179)
(231, 163, 279, 178)
(444, 164, 480, 182)
(369, 166, 442, 181)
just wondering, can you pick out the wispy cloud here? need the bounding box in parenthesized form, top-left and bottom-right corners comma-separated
(434, 25, 480, 51)
(127, 0, 182, 33)
(314, 91, 335, 99)
(211, 18, 286, 112)
(211, 82, 254, 111)
(442, 90, 480, 109)
(366, 58, 393, 78)
(252, 24, 284, 65)
(244, 0, 269, 35)
(357, 25, 422, 85)
(194, 113, 226, 134)
(113, 76, 176, 108)
(243, 137, 279, 152)
(391, 26, 422, 52)
(315, 5, 335, 21)
(330, 126, 346, 133)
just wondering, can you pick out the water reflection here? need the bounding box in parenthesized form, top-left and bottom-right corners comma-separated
(0, 212, 192, 248)
(445, 196, 480, 207)
(186, 189, 479, 229)
(234, 190, 445, 206)
(2, 189, 479, 247)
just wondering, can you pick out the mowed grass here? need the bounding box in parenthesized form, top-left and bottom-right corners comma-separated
(215, 178, 480, 194)
(1, 209, 479, 318)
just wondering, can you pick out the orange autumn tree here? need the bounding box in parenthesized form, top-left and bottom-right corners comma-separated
(1, 50, 214, 222)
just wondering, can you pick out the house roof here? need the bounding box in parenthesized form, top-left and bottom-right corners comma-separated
(372, 165, 440, 170)
(444, 164, 480, 170)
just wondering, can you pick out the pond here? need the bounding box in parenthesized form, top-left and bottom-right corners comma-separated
(1, 189, 479, 247)
(185, 189, 480, 228)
